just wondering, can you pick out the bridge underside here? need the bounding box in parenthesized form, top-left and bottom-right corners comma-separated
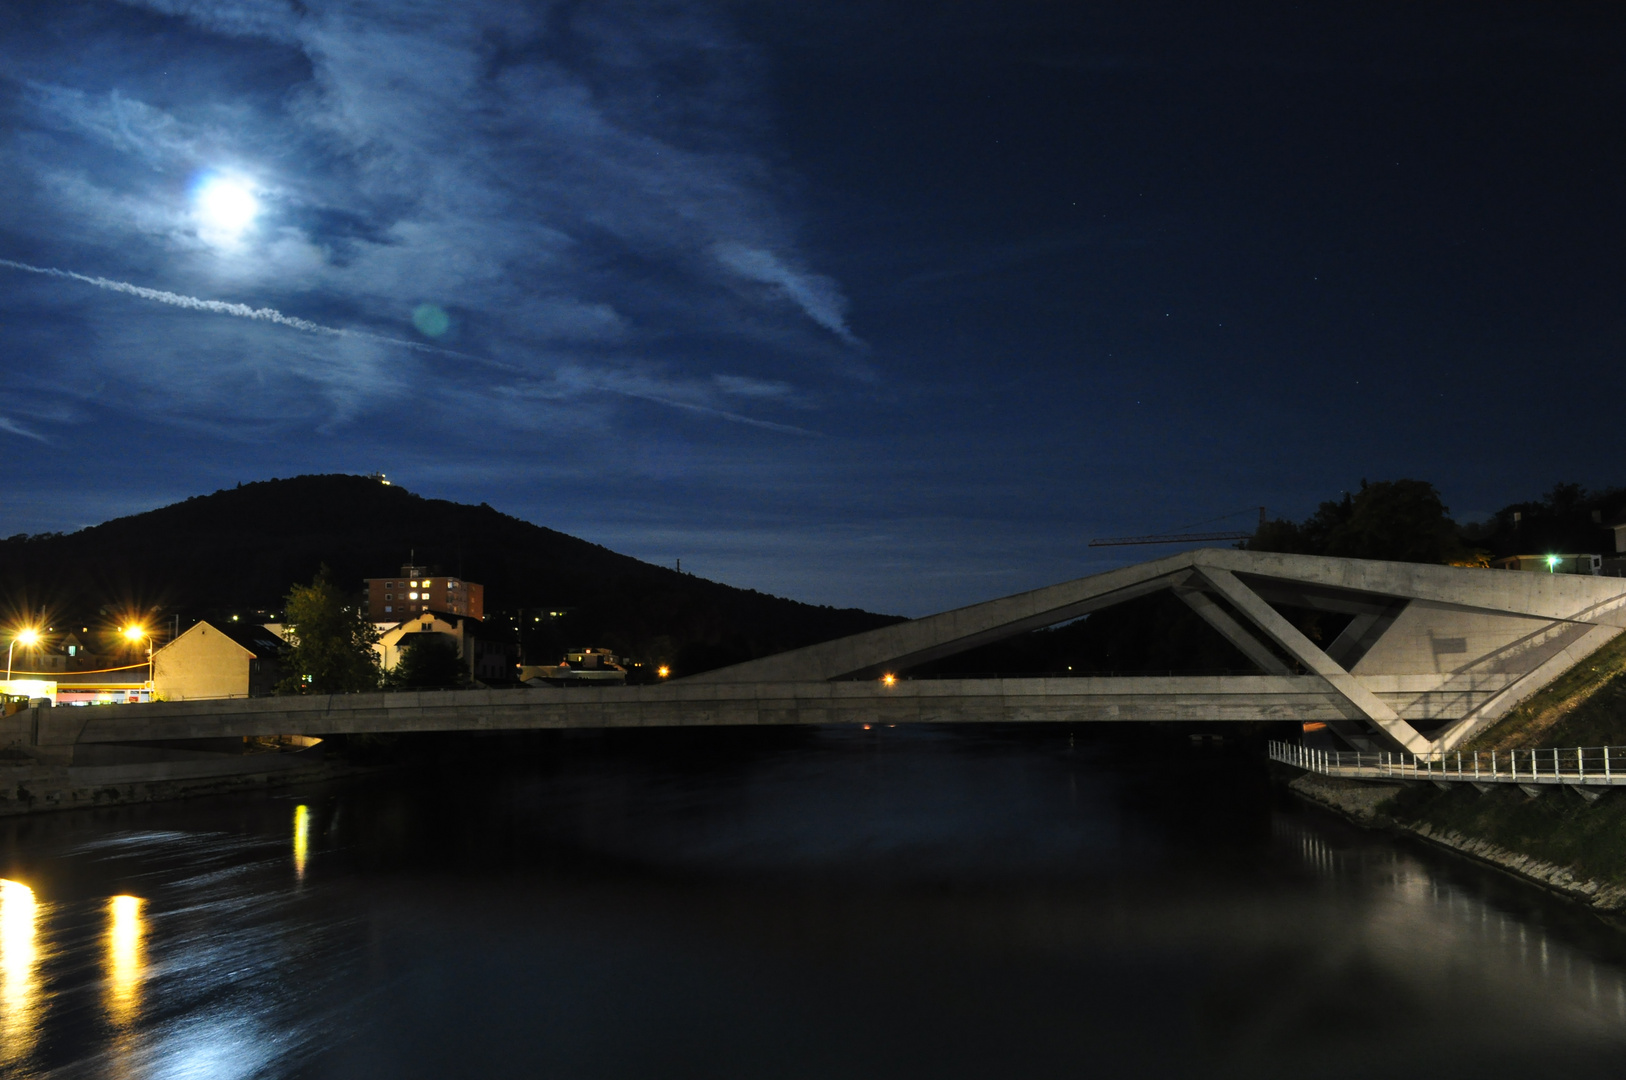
(11, 547, 1626, 758)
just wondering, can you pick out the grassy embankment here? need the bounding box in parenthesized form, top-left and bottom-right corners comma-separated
(1376, 631, 1626, 886)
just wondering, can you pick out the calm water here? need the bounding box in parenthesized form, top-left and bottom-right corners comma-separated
(4, 726, 1626, 1079)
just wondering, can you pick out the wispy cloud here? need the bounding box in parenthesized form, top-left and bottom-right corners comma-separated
(713, 242, 861, 345)
(0, 0, 861, 443)
(0, 417, 48, 443)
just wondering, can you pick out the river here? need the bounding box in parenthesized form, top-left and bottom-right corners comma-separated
(3, 725, 1626, 1078)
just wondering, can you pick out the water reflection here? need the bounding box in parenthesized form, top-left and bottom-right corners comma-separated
(1274, 813, 1626, 1027)
(106, 895, 145, 1028)
(0, 878, 40, 1067)
(7, 741, 1626, 1078)
(293, 803, 310, 881)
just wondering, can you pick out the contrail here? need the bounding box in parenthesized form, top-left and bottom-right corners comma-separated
(0, 257, 814, 434)
(0, 257, 341, 333)
(0, 256, 512, 370)
(608, 387, 816, 436)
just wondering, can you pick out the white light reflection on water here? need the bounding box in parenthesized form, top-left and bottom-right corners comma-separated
(0, 878, 41, 1067)
(1272, 814, 1626, 1029)
(141, 1014, 285, 1080)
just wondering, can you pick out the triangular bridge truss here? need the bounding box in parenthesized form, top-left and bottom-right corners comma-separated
(687, 548, 1626, 752)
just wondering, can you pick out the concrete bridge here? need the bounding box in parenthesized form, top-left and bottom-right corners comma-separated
(9, 548, 1626, 761)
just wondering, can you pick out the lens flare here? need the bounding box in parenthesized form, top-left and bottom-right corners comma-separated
(412, 304, 451, 338)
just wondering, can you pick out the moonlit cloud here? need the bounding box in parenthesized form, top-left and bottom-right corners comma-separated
(0, 0, 862, 445)
(0, 418, 48, 443)
(713, 242, 861, 345)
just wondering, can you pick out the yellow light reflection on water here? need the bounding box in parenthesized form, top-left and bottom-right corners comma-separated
(293, 804, 310, 880)
(0, 879, 40, 1066)
(106, 895, 145, 1028)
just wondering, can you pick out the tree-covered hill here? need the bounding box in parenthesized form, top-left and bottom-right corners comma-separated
(0, 475, 901, 675)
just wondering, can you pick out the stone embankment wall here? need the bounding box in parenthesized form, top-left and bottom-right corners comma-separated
(1286, 771, 1626, 913)
(0, 754, 347, 817)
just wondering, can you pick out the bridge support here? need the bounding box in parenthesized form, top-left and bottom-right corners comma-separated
(1194, 567, 1430, 754)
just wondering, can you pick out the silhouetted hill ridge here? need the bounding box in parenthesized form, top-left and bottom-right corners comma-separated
(0, 475, 901, 672)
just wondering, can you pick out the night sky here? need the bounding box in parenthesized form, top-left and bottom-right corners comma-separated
(2, 2, 1623, 615)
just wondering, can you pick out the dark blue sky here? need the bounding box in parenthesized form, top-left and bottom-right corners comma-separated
(2, 2, 1623, 614)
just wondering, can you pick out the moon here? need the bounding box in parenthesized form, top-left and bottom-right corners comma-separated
(195, 176, 259, 238)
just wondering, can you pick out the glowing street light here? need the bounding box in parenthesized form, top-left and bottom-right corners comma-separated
(882, 673, 897, 687)
(1547, 555, 1561, 573)
(5, 630, 38, 682)
(123, 626, 153, 688)
(657, 665, 670, 679)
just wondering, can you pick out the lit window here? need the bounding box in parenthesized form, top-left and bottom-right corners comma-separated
(384, 605, 393, 613)
(423, 580, 432, 587)
(411, 581, 418, 587)
(409, 592, 418, 599)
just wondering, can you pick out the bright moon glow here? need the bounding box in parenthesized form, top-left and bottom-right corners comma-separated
(195, 177, 258, 236)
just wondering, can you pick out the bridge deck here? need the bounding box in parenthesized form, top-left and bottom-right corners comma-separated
(28, 676, 1366, 746)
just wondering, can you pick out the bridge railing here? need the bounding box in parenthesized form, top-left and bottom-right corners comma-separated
(861, 669, 1283, 681)
(1268, 740, 1626, 788)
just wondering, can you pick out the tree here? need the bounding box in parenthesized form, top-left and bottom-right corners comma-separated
(1249, 479, 1466, 564)
(1323, 479, 1464, 563)
(276, 565, 381, 694)
(386, 633, 468, 689)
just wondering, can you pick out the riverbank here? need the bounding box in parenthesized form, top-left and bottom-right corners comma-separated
(1284, 769, 1626, 913)
(0, 746, 355, 816)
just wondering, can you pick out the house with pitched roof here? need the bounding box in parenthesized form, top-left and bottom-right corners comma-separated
(151, 620, 285, 700)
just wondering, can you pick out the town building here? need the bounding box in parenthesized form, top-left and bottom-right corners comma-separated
(520, 647, 628, 685)
(151, 620, 285, 701)
(376, 611, 516, 683)
(53, 670, 150, 705)
(363, 564, 484, 621)
(1491, 553, 1603, 575)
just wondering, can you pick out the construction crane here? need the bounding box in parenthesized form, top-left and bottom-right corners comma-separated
(1089, 507, 1266, 548)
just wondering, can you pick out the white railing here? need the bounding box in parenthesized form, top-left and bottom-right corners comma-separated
(1268, 739, 1626, 787)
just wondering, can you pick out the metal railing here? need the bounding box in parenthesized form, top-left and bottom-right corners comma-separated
(858, 669, 1285, 681)
(1269, 739, 1626, 788)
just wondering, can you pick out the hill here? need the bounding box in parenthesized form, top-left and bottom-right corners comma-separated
(0, 475, 901, 675)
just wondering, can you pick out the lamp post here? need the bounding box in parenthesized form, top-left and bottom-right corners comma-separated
(123, 625, 152, 693)
(6, 628, 39, 682)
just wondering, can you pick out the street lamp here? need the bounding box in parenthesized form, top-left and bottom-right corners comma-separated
(123, 625, 152, 690)
(6, 628, 39, 682)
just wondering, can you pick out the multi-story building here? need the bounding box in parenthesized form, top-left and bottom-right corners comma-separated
(364, 564, 484, 621)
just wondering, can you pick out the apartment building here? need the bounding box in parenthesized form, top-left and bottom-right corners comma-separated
(364, 563, 485, 621)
